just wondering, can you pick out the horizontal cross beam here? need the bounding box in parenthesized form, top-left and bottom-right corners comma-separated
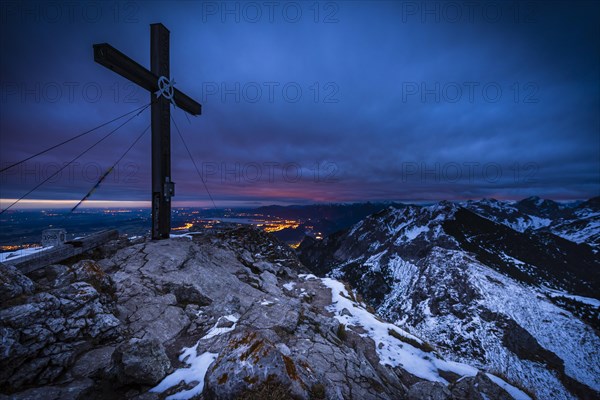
(93, 43, 201, 116)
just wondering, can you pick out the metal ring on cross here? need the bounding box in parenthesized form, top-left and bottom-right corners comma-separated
(155, 76, 176, 104)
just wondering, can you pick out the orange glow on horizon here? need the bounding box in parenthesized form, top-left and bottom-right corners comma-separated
(0, 199, 150, 209)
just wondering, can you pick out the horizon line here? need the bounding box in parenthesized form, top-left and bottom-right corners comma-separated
(0, 196, 594, 211)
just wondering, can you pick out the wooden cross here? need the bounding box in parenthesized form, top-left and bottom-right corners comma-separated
(93, 23, 201, 240)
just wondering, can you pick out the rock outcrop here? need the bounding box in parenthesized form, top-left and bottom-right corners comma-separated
(1, 227, 533, 399)
(0, 260, 121, 393)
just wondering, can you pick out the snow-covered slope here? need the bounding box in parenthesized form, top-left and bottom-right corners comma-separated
(0, 246, 54, 263)
(348, 247, 599, 400)
(464, 198, 552, 232)
(462, 196, 600, 249)
(298, 201, 600, 400)
(547, 197, 600, 248)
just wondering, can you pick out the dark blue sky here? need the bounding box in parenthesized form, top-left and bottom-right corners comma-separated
(1, 1, 599, 208)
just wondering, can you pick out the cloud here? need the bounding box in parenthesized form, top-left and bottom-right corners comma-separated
(1, 1, 598, 207)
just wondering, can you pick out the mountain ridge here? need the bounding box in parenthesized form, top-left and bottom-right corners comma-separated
(298, 199, 600, 400)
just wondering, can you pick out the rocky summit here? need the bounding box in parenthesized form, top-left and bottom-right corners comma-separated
(1, 226, 533, 400)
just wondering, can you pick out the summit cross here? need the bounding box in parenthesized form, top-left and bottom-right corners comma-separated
(93, 23, 202, 240)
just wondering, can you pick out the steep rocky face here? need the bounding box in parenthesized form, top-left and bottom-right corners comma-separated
(298, 204, 600, 400)
(0, 227, 532, 400)
(443, 208, 598, 297)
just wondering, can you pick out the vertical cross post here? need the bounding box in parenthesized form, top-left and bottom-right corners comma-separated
(151, 23, 172, 240)
(93, 23, 201, 240)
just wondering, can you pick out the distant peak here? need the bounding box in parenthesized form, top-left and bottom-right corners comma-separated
(426, 200, 461, 218)
(521, 195, 544, 204)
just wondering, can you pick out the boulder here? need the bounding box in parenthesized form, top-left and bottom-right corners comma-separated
(408, 381, 452, 400)
(111, 338, 171, 386)
(204, 330, 305, 399)
(164, 282, 212, 306)
(0, 264, 34, 303)
(450, 372, 513, 400)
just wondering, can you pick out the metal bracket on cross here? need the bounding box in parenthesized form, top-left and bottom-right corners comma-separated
(154, 76, 177, 108)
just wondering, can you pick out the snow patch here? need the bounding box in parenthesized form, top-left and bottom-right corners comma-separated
(404, 225, 429, 240)
(348, 220, 364, 237)
(150, 315, 238, 398)
(170, 233, 193, 240)
(363, 251, 387, 271)
(319, 277, 480, 383)
(0, 246, 54, 262)
(201, 315, 238, 340)
(543, 288, 600, 308)
(150, 351, 218, 399)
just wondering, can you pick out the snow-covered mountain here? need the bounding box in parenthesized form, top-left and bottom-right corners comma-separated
(515, 196, 572, 220)
(463, 198, 553, 232)
(298, 201, 600, 400)
(462, 196, 600, 249)
(546, 197, 600, 248)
